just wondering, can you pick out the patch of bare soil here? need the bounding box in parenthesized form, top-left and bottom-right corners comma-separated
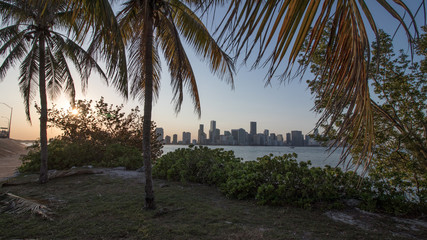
(0, 139, 29, 179)
(325, 208, 427, 239)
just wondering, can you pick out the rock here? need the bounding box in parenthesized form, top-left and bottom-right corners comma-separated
(344, 199, 362, 208)
(113, 167, 126, 170)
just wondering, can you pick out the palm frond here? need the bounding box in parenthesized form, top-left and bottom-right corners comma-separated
(171, 0, 235, 86)
(0, 193, 53, 220)
(72, 0, 129, 98)
(18, 39, 38, 122)
(212, 0, 418, 170)
(157, 8, 201, 115)
(0, 28, 28, 80)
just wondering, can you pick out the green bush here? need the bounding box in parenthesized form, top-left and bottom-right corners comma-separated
(153, 147, 426, 215)
(153, 145, 241, 185)
(19, 139, 143, 173)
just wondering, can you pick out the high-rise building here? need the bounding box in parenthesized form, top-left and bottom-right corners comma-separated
(249, 121, 257, 145)
(238, 128, 248, 145)
(277, 134, 284, 146)
(182, 132, 191, 145)
(291, 130, 304, 146)
(172, 134, 178, 144)
(209, 120, 217, 144)
(286, 133, 291, 145)
(165, 135, 171, 144)
(264, 129, 269, 145)
(198, 124, 206, 145)
(155, 128, 164, 142)
(250, 122, 257, 135)
(231, 129, 239, 145)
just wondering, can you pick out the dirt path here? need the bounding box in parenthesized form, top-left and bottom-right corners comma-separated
(0, 139, 29, 179)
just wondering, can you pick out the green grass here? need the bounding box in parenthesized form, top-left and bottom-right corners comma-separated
(0, 173, 422, 239)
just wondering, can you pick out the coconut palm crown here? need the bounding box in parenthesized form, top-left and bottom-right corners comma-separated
(0, 0, 108, 183)
(117, 0, 235, 208)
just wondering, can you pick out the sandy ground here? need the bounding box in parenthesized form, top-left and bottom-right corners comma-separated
(0, 139, 29, 179)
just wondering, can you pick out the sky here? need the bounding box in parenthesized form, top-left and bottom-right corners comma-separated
(0, 1, 425, 141)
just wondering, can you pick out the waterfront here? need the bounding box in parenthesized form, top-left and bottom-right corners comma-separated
(162, 145, 348, 168)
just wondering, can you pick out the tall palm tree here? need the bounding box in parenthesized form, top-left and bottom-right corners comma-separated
(118, 0, 235, 209)
(0, 0, 109, 183)
(210, 0, 420, 170)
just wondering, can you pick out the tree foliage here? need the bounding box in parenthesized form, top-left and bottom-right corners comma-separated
(208, 0, 421, 170)
(301, 27, 426, 200)
(46, 97, 163, 160)
(0, 0, 112, 183)
(21, 97, 163, 172)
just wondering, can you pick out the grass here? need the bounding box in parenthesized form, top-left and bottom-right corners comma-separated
(0, 172, 422, 239)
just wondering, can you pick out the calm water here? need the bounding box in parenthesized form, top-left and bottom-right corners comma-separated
(162, 145, 346, 168)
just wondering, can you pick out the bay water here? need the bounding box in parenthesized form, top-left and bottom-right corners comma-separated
(162, 145, 348, 168)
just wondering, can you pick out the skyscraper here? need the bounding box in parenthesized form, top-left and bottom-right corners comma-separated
(286, 133, 291, 145)
(198, 124, 206, 145)
(165, 135, 171, 144)
(209, 120, 217, 144)
(250, 122, 256, 135)
(155, 128, 164, 142)
(249, 121, 257, 145)
(172, 134, 178, 144)
(182, 132, 191, 145)
(291, 130, 304, 146)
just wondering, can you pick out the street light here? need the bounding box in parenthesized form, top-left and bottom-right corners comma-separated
(0, 102, 13, 138)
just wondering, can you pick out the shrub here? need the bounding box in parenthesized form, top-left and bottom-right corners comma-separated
(153, 146, 241, 185)
(153, 147, 426, 215)
(19, 139, 143, 173)
(20, 98, 162, 172)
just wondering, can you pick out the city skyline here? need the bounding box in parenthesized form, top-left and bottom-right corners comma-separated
(156, 120, 319, 147)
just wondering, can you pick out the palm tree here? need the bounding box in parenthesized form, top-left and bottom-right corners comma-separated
(118, 0, 235, 209)
(210, 0, 420, 170)
(0, 0, 110, 183)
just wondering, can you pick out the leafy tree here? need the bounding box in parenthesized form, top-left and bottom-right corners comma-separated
(45, 97, 163, 160)
(117, 0, 235, 209)
(301, 28, 426, 200)
(209, 0, 420, 168)
(0, 0, 111, 183)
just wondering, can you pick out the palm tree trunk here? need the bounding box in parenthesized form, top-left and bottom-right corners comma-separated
(38, 33, 48, 184)
(142, 0, 155, 210)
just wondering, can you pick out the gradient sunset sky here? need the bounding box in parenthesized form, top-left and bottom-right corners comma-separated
(0, 1, 424, 141)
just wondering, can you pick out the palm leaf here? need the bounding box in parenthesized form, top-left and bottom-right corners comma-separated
(0, 193, 53, 220)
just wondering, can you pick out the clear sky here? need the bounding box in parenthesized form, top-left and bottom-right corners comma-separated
(0, 1, 425, 141)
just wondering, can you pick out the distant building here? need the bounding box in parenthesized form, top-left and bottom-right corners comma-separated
(291, 130, 304, 146)
(264, 129, 269, 145)
(182, 132, 191, 145)
(165, 135, 171, 144)
(231, 129, 239, 145)
(237, 128, 248, 145)
(155, 128, 164, 142)
(250, 122, 257, 135)
(198, 124, 206, 145)
(172, 134, 178, 144)
(286, 133, 291, 145)
(269, 133, 277, 146)
(209, 120, 217, 144)
(277, 134, 284, 146)
(249, 122, 257, 145)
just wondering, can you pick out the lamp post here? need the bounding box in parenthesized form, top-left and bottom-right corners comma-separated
(0, 102, 12, 138)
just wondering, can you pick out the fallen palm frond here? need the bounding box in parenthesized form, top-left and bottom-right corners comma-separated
(0, 193, 53, 220)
